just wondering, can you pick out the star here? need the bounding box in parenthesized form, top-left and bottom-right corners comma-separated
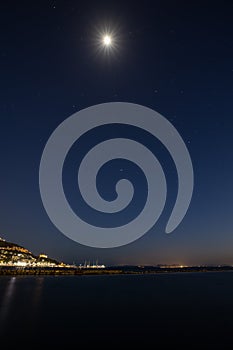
(103, 35, 112, 47)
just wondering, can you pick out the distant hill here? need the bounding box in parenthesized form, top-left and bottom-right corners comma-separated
(0, 236, 62, 266)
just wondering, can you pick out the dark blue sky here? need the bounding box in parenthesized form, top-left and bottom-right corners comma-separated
(1, 1, 233, 266)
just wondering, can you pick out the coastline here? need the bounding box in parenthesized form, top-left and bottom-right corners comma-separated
(1, 265, 233, 276)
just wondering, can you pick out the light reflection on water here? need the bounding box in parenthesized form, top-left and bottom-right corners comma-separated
(31, 276, 44, 309)
(0, 277, 16, 327)
(0, 276, 44, 334)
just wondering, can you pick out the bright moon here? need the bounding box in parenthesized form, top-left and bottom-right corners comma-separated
(103, 35, 112, 46)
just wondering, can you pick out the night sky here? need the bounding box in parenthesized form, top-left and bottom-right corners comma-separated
(1, 1, 233, 266)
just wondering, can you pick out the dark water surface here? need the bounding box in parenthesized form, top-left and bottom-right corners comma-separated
(0, 271, 233, 346)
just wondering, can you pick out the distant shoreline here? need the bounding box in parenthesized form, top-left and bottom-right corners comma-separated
(0, 265, 233, 276)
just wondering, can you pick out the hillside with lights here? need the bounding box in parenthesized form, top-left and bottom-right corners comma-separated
(0, 236, 64, 267)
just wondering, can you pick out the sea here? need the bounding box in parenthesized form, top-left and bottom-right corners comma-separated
(0, 271, 233, 347)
